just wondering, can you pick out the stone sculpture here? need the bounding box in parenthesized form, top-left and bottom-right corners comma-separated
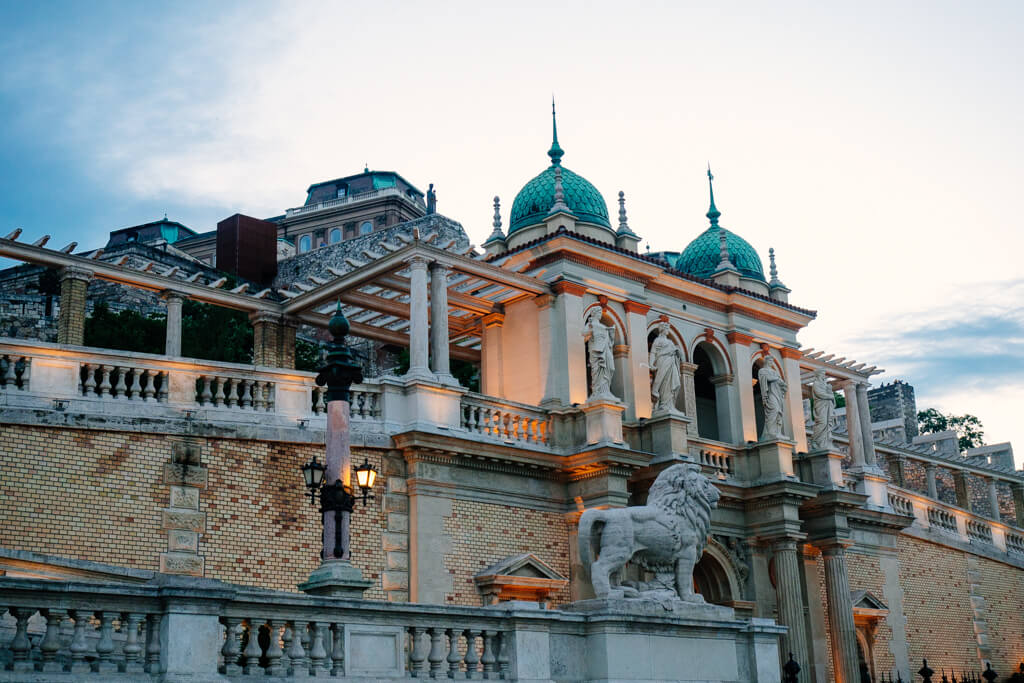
(809, 369, 837, 451)
(649, 321, 682, 414)
(578, 463, 720, 603)
(757, 362, 787, 440)
(583, 309, 616, 399)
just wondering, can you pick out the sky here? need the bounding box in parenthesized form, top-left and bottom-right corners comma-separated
(1, 1, 1021, 464)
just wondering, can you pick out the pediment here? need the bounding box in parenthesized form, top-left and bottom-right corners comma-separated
(851, 589, 887, 611)
(474, 553, 566, 582)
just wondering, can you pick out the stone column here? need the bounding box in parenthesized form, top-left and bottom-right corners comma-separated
(727, 333, 758, 443)
(57, 266, 92, 345)
(542, 280, 587, 407)
(428, 262, 452, 381)
(953, 470, 970, 510)
(480, 313, 505, 397)
(161, 290, 185, 357)
(405, 255, 432, 380)
(710, 373, 736, 442)
(842, 383, 866, 467)
(782, 349, 809, 453)
(249, 312, 281, 367)
(680, 362, 699, 436)
(280, 317, 299, 370)
(820, 545, 860, 683)
(1011, 483, 1024, 528)
(986, 477, 1001, 521)
(889, 455, 906, 488)
(622, 301, 652, 421)
(925, 463, 938, 499)
(770, 539, 810, 671)
(855, 383, 877, 466)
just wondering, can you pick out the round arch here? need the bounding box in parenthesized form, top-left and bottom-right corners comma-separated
(693, 540, 744, 607)
(646, 318, 689, 362)
(582, 301, 627, 345)
(688, 332, 732, 375)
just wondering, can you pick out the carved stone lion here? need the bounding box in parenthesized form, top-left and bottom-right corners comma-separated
(578, 463, 720, 603)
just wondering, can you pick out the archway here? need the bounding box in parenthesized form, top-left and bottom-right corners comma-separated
(693, 343, 730, 441)
(692, 542, 745, 610)
(751, 358, 766, 440)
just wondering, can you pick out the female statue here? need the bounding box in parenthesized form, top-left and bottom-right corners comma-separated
(757, 361, 787, 440)
(649, 322, 682, 414)
(809, 369, 837, 451)
(584, 310, 616, 399)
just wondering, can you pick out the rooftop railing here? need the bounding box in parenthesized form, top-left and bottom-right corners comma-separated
(284, 188, 425, 218)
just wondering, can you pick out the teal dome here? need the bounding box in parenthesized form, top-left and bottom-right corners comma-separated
(675, 227, 766, 282)
(509, 164, 611, 233)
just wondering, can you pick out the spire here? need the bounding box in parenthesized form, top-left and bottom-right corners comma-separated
(547, 97, 564, 166)
(616, 191, 635, 235)
(768, 247, 780, 284)
(486, 195, 505, 242)
(715, 226, 734, 273)
(706, 164, 721, 227)
(549, 165, 571, 214)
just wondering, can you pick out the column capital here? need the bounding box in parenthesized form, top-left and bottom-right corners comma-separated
(427, 260, 449, 274)
(622, 300, 651, 315)
(680, 361, 699, 375)
(710, 373, 734, 387)
(725, 331, 754, 346)
(550, 279, 587, 297)
(481, 312, 505, 329)
(533, 293, 554, 310)
(160, 289, 187, 303)
(59, 265, 93, 282)
(779, 347, 803, 360)
(612, 343, 629, 359)
(248, 310, 281, 325)
(405, 253, 430, 270)
(281, 315, 300, 330)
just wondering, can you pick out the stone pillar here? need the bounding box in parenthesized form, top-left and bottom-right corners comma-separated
(405, 255, 432, 380)
(953, 470, 970, 510)
(622, 301, 651, 421)
(855, 383, 877, 466)
(842, 383, 866, 467)
(710, 373, 736, 442)
(57, 266, 92, 345)
(782, 349, 809, 453)
(428, 262, 452, 381)
(925, 464, 939, 499)
(249, 312, 281, 367)
(680, 362, 698, 436)
(480, 313, 505, 397)
(542, 280, 587, 407)
(280, 317, 298, 369)
(890, 455, 906, 488)
(820, 545, 859, 683)
(728, 333, 758, 443)
(161, 290, 185, 357)
(770, 539, 810, 671)
(1011, 483, 1024, 528)
(160, 438, 207, 576)
(986, 477, 1001, 521)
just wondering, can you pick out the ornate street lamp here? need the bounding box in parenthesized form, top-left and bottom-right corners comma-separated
(301, 455, 327, 505)
(354, 458, 378, 504)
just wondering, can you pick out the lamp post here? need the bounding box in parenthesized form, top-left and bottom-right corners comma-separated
(298, 302, 375, 598)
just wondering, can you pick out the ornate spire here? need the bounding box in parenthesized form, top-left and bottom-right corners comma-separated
(548, 97, 564, 166)
(617, 191, 635, 235)
(486, 196, 505, 242)
(715, 226, 733, 272)
(549, 165, 571, 214)
(706, 164, 721, 227)
(768, 247, 786, 288)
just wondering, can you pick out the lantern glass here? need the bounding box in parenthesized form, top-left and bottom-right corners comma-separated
(301, 456, 326, 490)
(355, 458, 377, 491)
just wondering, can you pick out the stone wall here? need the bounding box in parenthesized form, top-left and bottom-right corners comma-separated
(846, 551, 895, 676)
(868, 381, 918, 441)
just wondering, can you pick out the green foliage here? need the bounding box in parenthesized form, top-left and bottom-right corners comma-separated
(84, 302, 165, 354)
(295, 339, 321, 372)
(451, 359, 479, 392)
(834, 391, 845, 408)
(917, 408, 985, 451)
(181, 300, 253, 364)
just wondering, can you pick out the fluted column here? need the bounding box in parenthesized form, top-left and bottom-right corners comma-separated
(162, 290, 185, 357)
(771, 539, 810, 670)
(429, 261, 452, 380)
(842, 383, 865, 467)
(855, 382, 877, 466)
(821, 545, 859, 683)
(680, 362, 699, 435)
(925, 464, 938, 499)
(405, 255, 431, 379)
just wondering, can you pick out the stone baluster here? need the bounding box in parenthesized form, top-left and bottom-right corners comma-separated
(145, 613, 162, 674)
(265, 619, 286, 676)
(122, 612, 145, 673)
(446, 628, 462, 677)
(82, 363, 97, 395)
(213, 377, 225, 407)
(99, 365, 113, 397)
(2, 608, 28, 664)
(280, 623, 293, 673)
(199, 375, 212, 405)
(141, 369, 155, 401)
(114, 366, 128, 397)
(409, 626, 430, 677)
(464, 629, 482, 679)
(497, 632, 511, 678)
(254, 380, 267, 411)
(2, 356, 16, 386)
(221, 616, 243, 675)
(428, 627, 447, 678)
(309, 621, 330, 676)
(287, 620, 309, 677)
(265, 384, 275, 411)
(351, 391, 363, 418)
(157, 371, 169, 402)
(129, 369, 143, 400)
(481, 630, 497, 678)
(39, 608, 65, 673)
(94, 610, 118, 673)
(70, 609, 93, 673)
(240, 380, 253, 409)
(242, 619, 264, 675)
(330, 623, 345, 676)
(227, 378, 240, 407)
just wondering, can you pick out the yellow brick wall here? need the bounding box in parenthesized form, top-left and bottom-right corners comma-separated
(847, 551, 895, 676)
(443, 499, 570, 607)
(973, 553, 1024, 674)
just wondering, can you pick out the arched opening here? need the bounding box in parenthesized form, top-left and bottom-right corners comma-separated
(647, 327, 686, 413)
(855, 635, 873, 682)
(693, 552, 733, 606)
(693, 343, 731, 441)
(583, 307, 623, 400)
(751, 358, 766, 440)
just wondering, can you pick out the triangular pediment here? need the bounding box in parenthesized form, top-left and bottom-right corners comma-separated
(474, 553, 566, 582)
(850, 589, 887, 611)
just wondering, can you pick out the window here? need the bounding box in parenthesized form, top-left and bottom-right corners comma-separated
(299, 235, 312, 253)
(359, 221, 373, 235)
(336, 187, 347, 199)
(329, 228, 341, 244)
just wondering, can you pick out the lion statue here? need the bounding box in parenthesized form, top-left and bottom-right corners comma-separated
(578, 463, 720, 603)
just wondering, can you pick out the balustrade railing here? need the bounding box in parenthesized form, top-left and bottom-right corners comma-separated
(311, 385, 381, 419)
(195, 374, 274, 411)
(0, 354, 30, 391)
(966, 518, 994, 545)
(697, 448, 733, 476)
(927, 505, 959, 535)
(887, 492, 914, 517)
(79, 363, 167, 402)
(461, 393, 550, 447)
(1007, 530, 1024, 556)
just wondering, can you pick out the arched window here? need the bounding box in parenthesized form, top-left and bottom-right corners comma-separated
(299, 235, 311, 253)
(752, 359, 766, 440)
(329, 228, 341, 244)
(359, 221, 373, 235)
(693, 343, 732, 442)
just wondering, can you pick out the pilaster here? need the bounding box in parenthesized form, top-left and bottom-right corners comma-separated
(781, 348, 808, 453)
(279, 316, 299, 369)
(770, 538, 810, 671)
(1011, 483, 1024, 528)
(680, 362, 699, 436)
(480, 312, 505, 397)
(622, 300, 652, 421)
(727, 332, 758, 443)
(542, 279, 587, 407)
(160, 437, 207, 577)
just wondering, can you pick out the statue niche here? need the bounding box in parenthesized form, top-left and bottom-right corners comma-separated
(583, 308, 617, 401)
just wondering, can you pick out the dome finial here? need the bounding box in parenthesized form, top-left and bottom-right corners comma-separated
(616, 191, 636, 236)
(487, 196, 505, 241)
(549, 166, 571, 214)
(548, 97, 564, 166)
(706, 163, 721, 227)
(768, 247, 786, 287)
(714, 226, 734, 273)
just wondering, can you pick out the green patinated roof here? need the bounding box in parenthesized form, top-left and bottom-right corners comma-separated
(675, 226, 766, 282)
(509, 164, 611, 233)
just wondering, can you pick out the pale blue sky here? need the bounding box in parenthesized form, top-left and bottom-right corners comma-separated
(1, 1, 1021, 462)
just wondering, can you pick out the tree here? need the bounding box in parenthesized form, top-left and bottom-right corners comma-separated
(84, 302, 166, 354)
(917, 408, 985, 451)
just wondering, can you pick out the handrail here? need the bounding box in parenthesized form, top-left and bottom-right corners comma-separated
(285, 187, 425, 218)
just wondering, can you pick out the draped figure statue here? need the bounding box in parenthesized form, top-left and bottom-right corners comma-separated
(809, 369, 837, 451)
(757, 362, 787, 440)
(649, 322, 682, 414)
(584, 310, 616, 399)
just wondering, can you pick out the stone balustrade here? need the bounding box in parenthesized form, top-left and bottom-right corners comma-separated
(927, 505, 959, 535)
(966, 518, 994, 545)
(312, 385, 381, 419)
(1007, 530, 1024, 557)
(692, 442, 735, 478)
(461, 393, 550, 447)
(887, 491, 914, 517)
(79, 362, 168, 402)
(0, 354, 30, 391)
(195, 374, 274, 411)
